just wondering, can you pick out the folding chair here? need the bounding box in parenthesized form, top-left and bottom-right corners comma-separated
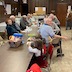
(52, 38, 62, 56)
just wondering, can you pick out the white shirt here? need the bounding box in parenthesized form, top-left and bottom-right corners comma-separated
(28, 46, 41, 57)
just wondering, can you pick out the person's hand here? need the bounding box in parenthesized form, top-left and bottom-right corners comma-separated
(62, 36, 68, 40)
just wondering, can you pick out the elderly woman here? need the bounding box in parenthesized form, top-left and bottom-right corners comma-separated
(5, 18, 18, 39)
(10, 15, 21, 32)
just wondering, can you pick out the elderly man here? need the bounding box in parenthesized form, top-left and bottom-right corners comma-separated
(48, 13, 60, 28)
(20, 15, 29, 30)
(10, 15, 21, 32)
(51, 21, 60, 34)
(39, 18, 67, 57)
(30, 14, 37, 25)
(27, 13, 32, 25)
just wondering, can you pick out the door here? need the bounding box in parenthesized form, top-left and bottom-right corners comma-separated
(21, 4, 28, 15)
(56, 3, 67, 26)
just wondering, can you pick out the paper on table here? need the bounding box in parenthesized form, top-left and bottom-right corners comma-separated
(21, 27, 32, 33)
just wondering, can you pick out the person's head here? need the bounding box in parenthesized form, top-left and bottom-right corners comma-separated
(49, 13, 55, 20)
(5, 18, 12, 25)
(33, 39, 43, 50)
(10, 15, 16, 22)
(35, 34, 42, 39)
(27, 13, 31, 19)
(46, 18, 52, 26)
(22, 15, 27, 20)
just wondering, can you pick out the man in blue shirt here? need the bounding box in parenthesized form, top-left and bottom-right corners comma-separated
(39, 18, 67, 57)
(39, 21, 55, 46)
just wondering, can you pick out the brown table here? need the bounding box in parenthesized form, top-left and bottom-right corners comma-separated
(0, 26, 38, 72)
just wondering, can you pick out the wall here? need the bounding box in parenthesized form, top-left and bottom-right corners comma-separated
(27, 0, 49, 14)
(0, 0, 18, 22)
(27, 0, 72, 14)
(1, 0, 72, 22)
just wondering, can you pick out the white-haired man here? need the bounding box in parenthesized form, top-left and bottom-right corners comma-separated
(20, 15, 29, 30)
(49, 13, 60, 28)
(39, 18, 67, 57)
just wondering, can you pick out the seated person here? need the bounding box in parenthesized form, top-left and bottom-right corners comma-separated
(5, 18, 19, 39)
(27, 38, 45, 68)
(47, 18, 60, 34)
(27, 13, 32, 26)
(20, 15, 29, 30)
(30, 14, 37, 25)
(48, 13, 60, 28)
(38, 18, 67, 57)
(10, 15, 21, 32)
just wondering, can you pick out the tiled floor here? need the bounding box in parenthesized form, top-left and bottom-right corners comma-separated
(43, 27, 72, 72)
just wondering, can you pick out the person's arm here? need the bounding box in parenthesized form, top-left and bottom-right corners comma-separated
(20, 19, 26, 29)
(15, 23, 21, 32)
(28, 46, 38, 54)
(47, 26, 68, 40)
(54, 16, 60, 25)
(6, 26, 18, 36)
(54, 34, 68, 40)
(52, 22, 60, 34)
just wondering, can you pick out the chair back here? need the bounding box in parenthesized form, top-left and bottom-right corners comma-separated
(26, 63, 42, 72)
(52, 38, 61, 45)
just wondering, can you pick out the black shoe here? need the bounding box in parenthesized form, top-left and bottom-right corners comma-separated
(57, 54, 64, 57)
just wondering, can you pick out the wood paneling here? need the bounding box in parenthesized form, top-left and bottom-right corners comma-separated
(1, 0, 72, 22)
(27, 0, 72, 14)
(0, 0, 19, 23)
(56, 3, 67, 26)
(27, 0, 49, 14)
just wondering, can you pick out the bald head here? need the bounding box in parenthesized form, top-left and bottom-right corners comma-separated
(45, 18, 52, 26)
(10, 15, 16, 22)
(22, 15, 27, 20)
(23, 15, 27, 18)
